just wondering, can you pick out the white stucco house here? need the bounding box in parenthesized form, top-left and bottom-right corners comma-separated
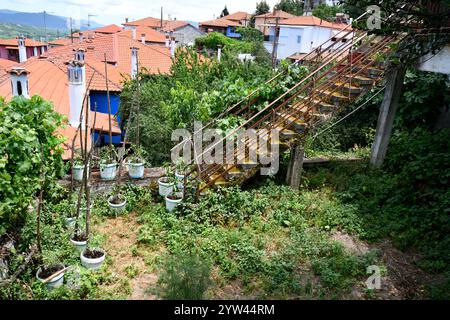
(264, 15, 352, 61)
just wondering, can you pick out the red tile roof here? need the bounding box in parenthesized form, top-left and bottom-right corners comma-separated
(225, 11, 252, 21)
(0, 38, 46, 47)
(199, 17, 241, 28)
(94, 24, 123, 34)
(255, 10, 295, 19)
(162, 20, 190, 32)
(0, 58, 17, 76)
(120, 27, 166, 43)
(123, 16, 162, 28)
(48, 38, 73, 46)
(274, 16, 352, 30)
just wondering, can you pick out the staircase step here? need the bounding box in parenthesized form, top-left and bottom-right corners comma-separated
(332, 81, 363, 95)
(275, 126, 298, 140)
(276, 112, 308, 132)
(317, 90, 350, 104)
(310, 99, 337, 113)
(210, 173, 228, 186)
(346, 74, 374, 86)
(225, 165, 245, 179)
(240, 160, 258, 171)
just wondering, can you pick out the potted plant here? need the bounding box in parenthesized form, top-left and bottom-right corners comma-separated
(158, 164, 175, 197)
(174, 158, 189, 190)
(99, 146, 118, 180)
(80, 248, 106, 270)
(165, 188, 183, 213)
(70, 231, 87, 252)
(72, 154, 85, 182)
(127, 145, 147, 179)
(36, 263, 67, 290)
(107, 184, 127, 213)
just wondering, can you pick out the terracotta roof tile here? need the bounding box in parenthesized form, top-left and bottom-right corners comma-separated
(255, 10, 295, 19)
(199, 18, 241, 28)
(123, 16, 162, 28)
(0, 38, 46, 47)
(94, 24, 123, 34)
(120, 27, 166, 43)
(225, 12, 252, 21)
(274, 16, 352, 30)
(162, 20, 190, 32)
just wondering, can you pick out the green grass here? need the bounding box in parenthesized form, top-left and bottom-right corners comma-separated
(0, 22, 68, 40)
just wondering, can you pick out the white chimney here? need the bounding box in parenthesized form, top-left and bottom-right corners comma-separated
(131, 47, 139, 79)
(217, 45, 222, 63)
(165, 35, 170, 47)
(33, 47, 38, 57)
(132, 28, 137, 40)
(170, 38, 176, 58)
(17, 36, 27, 63)
(79, 32, 84, 42)
(41, 46, 45, 55)
(141, 33, 146, 44)
(67, 49, 86, 128)
(9, 67, 30, 98)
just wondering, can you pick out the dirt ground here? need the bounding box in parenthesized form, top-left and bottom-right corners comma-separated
(94, 214, 441, 300)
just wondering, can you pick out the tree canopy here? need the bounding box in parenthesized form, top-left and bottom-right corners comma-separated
(274, 0, 303, 16)
(220, 6, 230, 18)
(255, 0, 271, 16)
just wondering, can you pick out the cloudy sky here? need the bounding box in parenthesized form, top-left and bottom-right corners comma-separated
(3, 0, 281, 26)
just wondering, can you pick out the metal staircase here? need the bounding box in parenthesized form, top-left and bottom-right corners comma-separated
(174, 14, 412, 196)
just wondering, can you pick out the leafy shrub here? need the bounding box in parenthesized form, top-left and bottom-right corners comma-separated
(155, 252, 212, 300)
(0, 96, 65, 236)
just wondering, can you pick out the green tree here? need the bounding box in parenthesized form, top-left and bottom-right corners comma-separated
(220, 6, 230, 18)
(256, 0, 271, 16)
(0, 96, 65, 236)
(274, 0, 303, 16)
(313, 4, 344, 21)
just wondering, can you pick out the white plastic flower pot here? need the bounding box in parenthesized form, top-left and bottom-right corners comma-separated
(72, 165, 85, 182)
(128, 163, 145, 179)
(100, 163, 117, 181)
(165, 194, 183, 213)
(175, 172, 185, 189)
(70, 237, 87, 252)
(108, 196, 127, 213)
(80, 249, 106, 270)
(158, 177, 174, 197)
(36, 264, 65, 290)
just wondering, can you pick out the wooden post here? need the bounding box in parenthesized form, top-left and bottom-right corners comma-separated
(286, 143, 305, 189)
(370, 65, 406, 167)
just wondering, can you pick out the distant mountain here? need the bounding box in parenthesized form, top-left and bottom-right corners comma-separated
(0, 9, 102, 32)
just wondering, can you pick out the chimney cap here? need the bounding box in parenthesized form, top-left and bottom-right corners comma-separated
(141, 33, 146, 37)
(73, 48, 86, 53)
(66, 60, 85, 67)
(8, 67, 29, 76)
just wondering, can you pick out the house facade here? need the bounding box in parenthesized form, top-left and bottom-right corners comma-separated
(255, 10, 295, 37)
(264, 16, 351, 60)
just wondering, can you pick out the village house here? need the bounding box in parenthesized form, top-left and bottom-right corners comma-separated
(0, 37, 47, 63)
(263, 15, 351, 61)
(199, 17, 241, 37)
(0, 31, 175, 159)
(254, 9, 296, 38)
(223, 11, 252, 27)
(123, 16, 203, 45)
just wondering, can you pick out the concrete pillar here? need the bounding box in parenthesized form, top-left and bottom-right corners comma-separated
(286, 143, 305, 189)
(370, 65, 406, 167)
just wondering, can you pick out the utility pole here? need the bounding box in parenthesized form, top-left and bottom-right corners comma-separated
(70, 17, 74, 43)
(43, 11, 47, 43)
(271, 17, 280, 69)
(87, 14, 97, 28)
(161, 7, 163, 29)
